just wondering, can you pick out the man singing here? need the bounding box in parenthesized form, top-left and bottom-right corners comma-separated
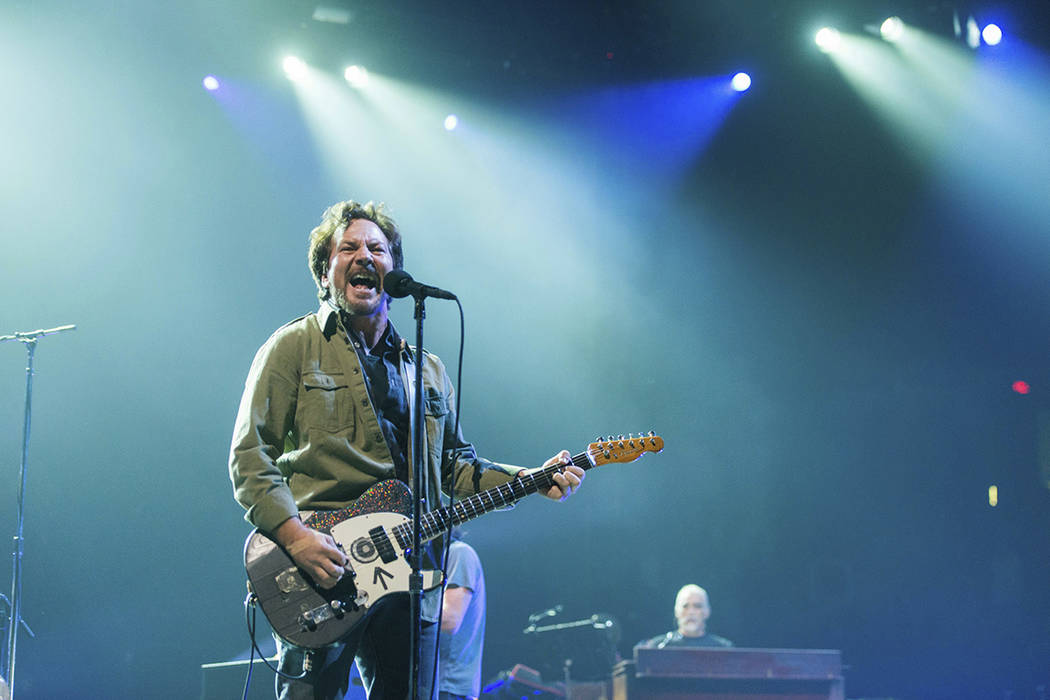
(230, 199, 585, 700)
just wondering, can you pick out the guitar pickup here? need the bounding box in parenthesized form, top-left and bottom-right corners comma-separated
(368, 526, 397, 564)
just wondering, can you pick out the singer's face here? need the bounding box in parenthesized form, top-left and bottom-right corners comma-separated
(674, 589, 710, 637)
(322, 219, 394, 319)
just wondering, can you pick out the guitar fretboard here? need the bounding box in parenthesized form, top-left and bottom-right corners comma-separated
(390, 450, 593, 550)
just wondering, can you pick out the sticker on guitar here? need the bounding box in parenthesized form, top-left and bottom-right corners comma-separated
(244, 433, 663, 649)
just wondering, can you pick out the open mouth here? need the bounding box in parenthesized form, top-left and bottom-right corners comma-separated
(349, 273, 378, 291)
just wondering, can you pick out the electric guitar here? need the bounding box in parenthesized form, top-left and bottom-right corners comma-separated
(244, 433, 663, 649)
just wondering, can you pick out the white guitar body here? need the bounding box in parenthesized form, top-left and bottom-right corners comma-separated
(329, 512, 444, 611)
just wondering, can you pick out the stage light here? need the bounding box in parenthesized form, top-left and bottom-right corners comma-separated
(1012, 380, 1030, 395)
(730, 72, 751, 92)
(982, 23, 1002, 46)
(344, 65, 369, 88)
(202, 75, 219, 91)
(880, 16, 904, 42)
(443, 114, 459, 131)
(988, 484, 998, 507)
(283, 55, 308, 82)
(815, 27, 841, 53)
(965, 15, 981, 49)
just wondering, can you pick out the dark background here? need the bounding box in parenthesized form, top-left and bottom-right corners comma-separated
(1, 1, 1048, 698)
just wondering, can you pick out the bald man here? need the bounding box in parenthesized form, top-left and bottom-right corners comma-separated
(640, 584, 733, 649)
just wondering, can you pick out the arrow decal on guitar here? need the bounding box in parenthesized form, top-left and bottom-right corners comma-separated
(372, 567, 394, 590)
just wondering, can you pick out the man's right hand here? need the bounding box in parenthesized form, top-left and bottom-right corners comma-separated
(274, 517, 349, 589)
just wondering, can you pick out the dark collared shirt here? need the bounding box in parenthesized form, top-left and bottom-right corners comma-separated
(343, 314, 410, 484)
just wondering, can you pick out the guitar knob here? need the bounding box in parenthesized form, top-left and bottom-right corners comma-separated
(299, 610, 318, 631)
(330, 600, 346, 618)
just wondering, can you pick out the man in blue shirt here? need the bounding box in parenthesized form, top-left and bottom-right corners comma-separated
(439, 535, 486, 700)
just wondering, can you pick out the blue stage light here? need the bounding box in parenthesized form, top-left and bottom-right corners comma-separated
(982, 23, 1003, 46)
(731, 72, 752, 92)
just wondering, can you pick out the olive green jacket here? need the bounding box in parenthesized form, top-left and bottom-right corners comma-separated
(229, 302, 522, 536)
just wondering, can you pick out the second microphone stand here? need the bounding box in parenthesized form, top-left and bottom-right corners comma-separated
(0, 324, 75, 699)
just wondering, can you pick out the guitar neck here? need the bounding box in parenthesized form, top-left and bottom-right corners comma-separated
(392, 450, 594, 547)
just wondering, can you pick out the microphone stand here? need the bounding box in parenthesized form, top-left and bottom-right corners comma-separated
(408, 297, 426, 700)
(0, 324, 75, 699)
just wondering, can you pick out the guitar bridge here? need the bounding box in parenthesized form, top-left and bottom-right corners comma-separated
(298, 599, 351, 631)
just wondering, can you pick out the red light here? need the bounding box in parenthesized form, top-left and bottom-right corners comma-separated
(606, 51, 614, 60)
(1012, 380, 1030, 394)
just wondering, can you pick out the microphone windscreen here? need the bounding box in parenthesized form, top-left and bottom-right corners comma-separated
(383, 269, 413, 298)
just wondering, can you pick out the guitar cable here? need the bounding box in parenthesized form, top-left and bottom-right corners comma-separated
(429, 297, 467, 699)
(242, 591, 310, 700)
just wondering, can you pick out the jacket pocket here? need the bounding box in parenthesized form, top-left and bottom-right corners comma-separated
(424, 389, 449, 417)
(299, 370, 351, 432)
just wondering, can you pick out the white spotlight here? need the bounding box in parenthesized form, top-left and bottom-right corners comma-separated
(202, 75, 220, 91)
(965, 15, 981, 49)
(443, 114, 459, 131)
(730, 72, 751, 92)
(815, 27, 841, 53)
(982, 23, 1002, 46)
(880, 16, 904, 42)
(282, 56, 308, 82)
(344, 65, 369, 88)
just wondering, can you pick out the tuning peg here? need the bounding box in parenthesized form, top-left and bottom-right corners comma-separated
(595, 436, 605, 442)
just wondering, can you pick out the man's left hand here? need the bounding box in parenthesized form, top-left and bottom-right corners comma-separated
(536, 450, 585, 501)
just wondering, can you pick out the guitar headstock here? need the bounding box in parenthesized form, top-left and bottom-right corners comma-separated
(588, 432, 664, 466)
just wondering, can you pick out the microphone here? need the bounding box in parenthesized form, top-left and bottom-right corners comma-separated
(383, 270, 457, 300)
(527, 604, 563, 623)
